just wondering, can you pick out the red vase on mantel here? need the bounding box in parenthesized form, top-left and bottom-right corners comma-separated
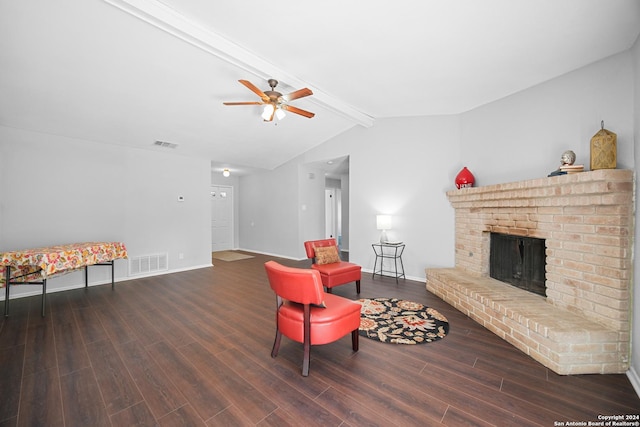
(455, 167, 475, 189)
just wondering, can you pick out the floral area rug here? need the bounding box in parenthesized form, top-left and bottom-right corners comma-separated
(358, 298, 449, 344)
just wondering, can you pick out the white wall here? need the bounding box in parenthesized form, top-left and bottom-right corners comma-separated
(0, 126, 212, 297)
(460, 50, 635, 186)
(338, 116, 461, 279)
(235, 50, 636, 284)
(631, 34, 640, 390)
(298, 163, 327, 252)
(234, 49, 637, 285)
(238, 161, 301, 257)
(242, 115, 461, 279)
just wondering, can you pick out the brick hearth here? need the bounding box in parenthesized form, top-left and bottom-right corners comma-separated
(426, 169, 634, 374)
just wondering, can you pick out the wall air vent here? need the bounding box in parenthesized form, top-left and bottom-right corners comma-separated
(129, 253, 168, 276)
(153, 140, 178, 149)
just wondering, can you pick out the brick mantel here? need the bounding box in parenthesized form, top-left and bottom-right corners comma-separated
(427, 169, 634, 374)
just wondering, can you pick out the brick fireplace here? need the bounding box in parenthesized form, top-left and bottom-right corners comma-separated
(426, 169, 634, 374)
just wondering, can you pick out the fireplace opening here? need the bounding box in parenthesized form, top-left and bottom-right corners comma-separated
(490, 233, 546, 297)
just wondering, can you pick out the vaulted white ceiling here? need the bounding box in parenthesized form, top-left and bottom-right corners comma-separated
(1, 0, 639, 175)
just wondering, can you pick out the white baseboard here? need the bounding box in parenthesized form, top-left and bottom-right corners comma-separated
(627, 367, 640, 398)
(361, 267, 424, 283)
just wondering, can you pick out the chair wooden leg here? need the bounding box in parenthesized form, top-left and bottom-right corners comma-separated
(302, 340, 310, 377)
(356, 280, 361, 294)
(352, 330, 359, 352)
(271, 330, 282, 358)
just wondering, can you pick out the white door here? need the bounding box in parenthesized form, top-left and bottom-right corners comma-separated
(211, 185, 233, 251)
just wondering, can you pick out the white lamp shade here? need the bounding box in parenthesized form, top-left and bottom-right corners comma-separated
(222, 168, 230, 177)
(275, 108, 286, 120)
(261, 104, 275, 120)
(376, 215, 392, 230)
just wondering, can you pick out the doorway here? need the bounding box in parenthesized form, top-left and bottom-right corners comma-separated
(325, 187, 342, 244)
(211, 185, 233, 251)
(323, 156, 349, 254)
(302, 155, 350, 254)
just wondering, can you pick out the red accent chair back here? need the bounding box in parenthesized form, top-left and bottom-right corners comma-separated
(303, 239, 361, 294)
(264, 261, 361, 376)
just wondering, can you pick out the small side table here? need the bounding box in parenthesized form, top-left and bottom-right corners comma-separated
(372, 243, 405, 283)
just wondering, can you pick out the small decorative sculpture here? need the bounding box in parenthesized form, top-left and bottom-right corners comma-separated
(560, 150, 576, 166)
(549, 150, 583, 176)
(590, 121, 617, 170)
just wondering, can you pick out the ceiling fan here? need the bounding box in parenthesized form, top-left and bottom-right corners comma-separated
(223, 79, 315, 121)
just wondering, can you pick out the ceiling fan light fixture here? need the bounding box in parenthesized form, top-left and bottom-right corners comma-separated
(261, 104, 275, 120)
(224, 79, 314, 120)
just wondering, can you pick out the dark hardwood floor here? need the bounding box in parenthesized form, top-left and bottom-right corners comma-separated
(1, 252, 639, 426)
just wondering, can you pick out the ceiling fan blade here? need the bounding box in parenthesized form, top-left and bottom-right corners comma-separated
(239, 79, 270, 102)
(282, 104, 315, 118)
(282, 88, 313, 102)
(223, 101, 263, 105)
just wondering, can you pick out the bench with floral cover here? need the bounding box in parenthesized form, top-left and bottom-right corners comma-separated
(0, 241, 127, 316)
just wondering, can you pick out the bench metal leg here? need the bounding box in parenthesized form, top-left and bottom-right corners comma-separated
(41, 278, 46, 317)
(85, 261, 115, 289)
(4, 266, 10, 317)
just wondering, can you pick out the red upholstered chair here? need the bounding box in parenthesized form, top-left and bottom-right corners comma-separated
(303, 239, 361, 294)
(264, 261, 360, 376)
